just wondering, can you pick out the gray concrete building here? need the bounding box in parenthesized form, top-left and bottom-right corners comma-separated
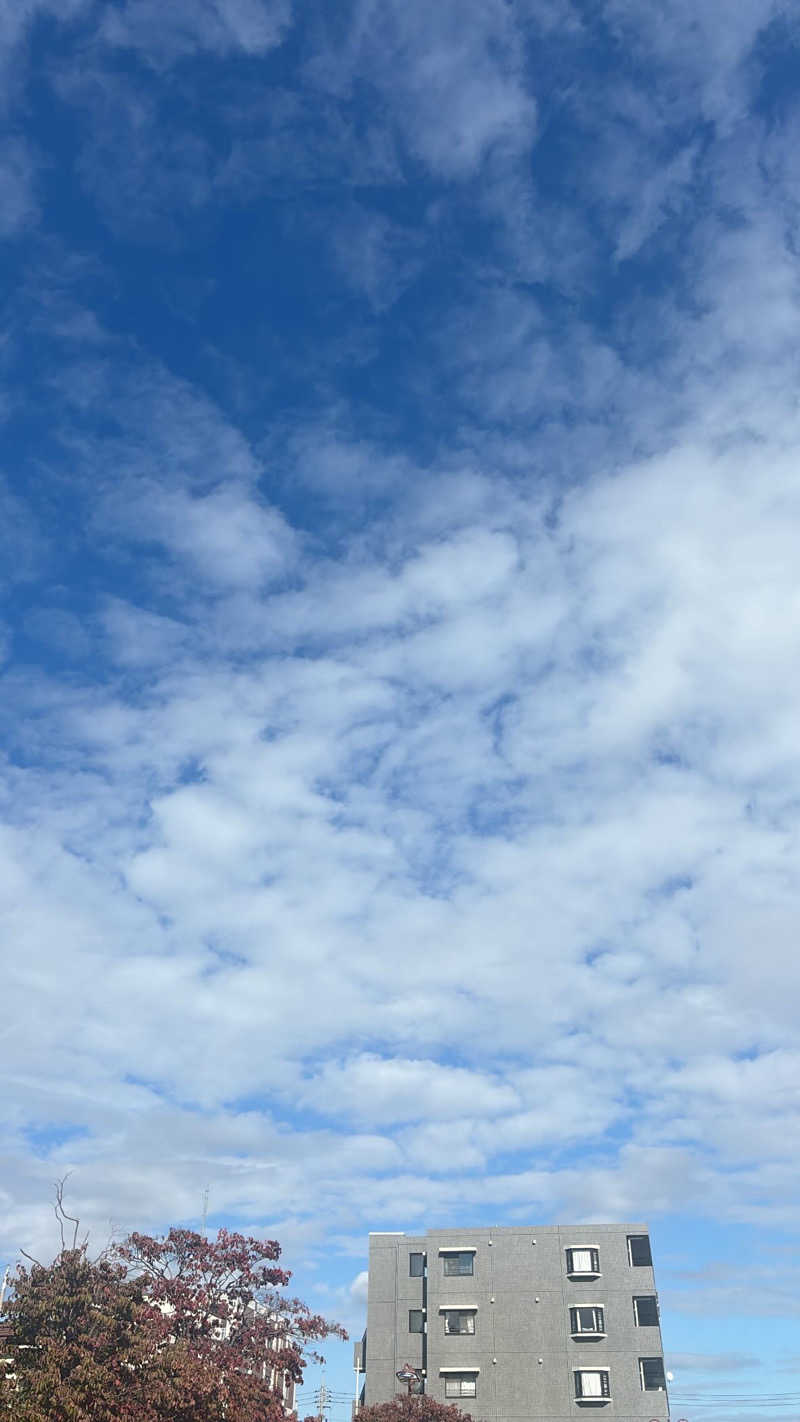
(354, 1225, 668, 1422)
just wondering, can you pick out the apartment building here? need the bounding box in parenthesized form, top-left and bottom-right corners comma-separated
(354, 1225, 668, 1422)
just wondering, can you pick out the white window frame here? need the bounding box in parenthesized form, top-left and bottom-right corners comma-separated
(441, 1308, 476, 1335)
(569, 1305, 605, 1337)
(574, 1368, 611, 1401)
(440, 1249, 476, 1277)
(566, 1246, 601, 1277)
(441, 1369, 479, 1399)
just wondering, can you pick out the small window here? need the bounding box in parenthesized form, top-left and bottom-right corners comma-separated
(443, 1310, 476, 1335)
(566, 1247, 600, 1276)
(640, 1358, 666, 1391)
(574, 1369, 610, 1400)
(442, 1251, 474, 1277)
(633, 1296, 659, 1327)
(409, 1252, 425, 1277)
(408, 1310, 424, 1334)
(444, 1374, 477, 1398)
(628, 1235, 652, 1266)
(570, 1306, 605, 1336)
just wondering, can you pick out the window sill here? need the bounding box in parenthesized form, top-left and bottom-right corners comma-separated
(571, 1331, 606, 1340)
(575, 1399, 611, 1407)
(567, 1272, 602, 1280)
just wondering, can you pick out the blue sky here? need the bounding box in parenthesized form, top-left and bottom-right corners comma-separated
(2, 0, 800, 1418)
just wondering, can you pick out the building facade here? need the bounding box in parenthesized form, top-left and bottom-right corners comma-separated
(355, 1225, 668, 1422)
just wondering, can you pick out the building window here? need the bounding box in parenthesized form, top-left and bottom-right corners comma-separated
(633, 1296, 659, 1327)
(574, 1369, 610, 1400)
(409, 1253, 425, 1277)
(442, 1252, 474, 1277)
(566, 1247, 600, 1276)
(408, 1310, 424, 1334)
(444, 1374, 478, 1398)
(628, 1235, 652, 1266)
(570, 1306, 605, 1336)
(443, 1310, 476, 1335)
(640, 1358, 666, 1391)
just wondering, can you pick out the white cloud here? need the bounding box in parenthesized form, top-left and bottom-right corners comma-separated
(307, 0, 537, 179)
(601, 0, 782, 130)
(4, 7, 800, 1384)
(0, 138, 39, 236)
(121, 483, 299, 591)
(329, 206, 427, 313)
(297, 1056, 519, 1126)
(667, 1351, 760, 1372)
(5, 331, 800, 1245)
(0, 0, 89, 101)
(99, 0, 293, 63)
(614, 140, 700, 261)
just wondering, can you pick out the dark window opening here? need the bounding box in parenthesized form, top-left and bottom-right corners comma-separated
(443, 1310, 476, 1335)
(633, 1296, 659, 1327)
(442, 1252, 474, 1277)
(570, 1306, 605, 1334)
(408, 1310, 424, 1334)
(409, 1253, 425, 1277)
(628, 1235, 652, 1266)
(640, 1358, 666, 1391)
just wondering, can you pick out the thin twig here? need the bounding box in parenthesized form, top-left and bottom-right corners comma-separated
(54, 1176, 81, 1251)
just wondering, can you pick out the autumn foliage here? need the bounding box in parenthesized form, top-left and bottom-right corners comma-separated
(1, 1222, 345, 1421)
(358, 1397, 474, 1422)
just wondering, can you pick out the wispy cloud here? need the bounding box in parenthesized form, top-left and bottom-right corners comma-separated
(306, 0, 537, 179)
(2, 0, 800, 1406)
(0, 137, 40, 236)
(668, 1352, 760, 1372)
(99, 0, 294, 63)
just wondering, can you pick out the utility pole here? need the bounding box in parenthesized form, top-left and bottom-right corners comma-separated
(201, 1185, 210, 1236)
(0, 1268, 9, 1312)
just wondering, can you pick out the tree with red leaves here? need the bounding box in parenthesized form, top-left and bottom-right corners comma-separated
(358, 1397, 474, 1422)
(0, 1244, 183, 1421)
(115, 1224, 346, 1419)
(1, 1197, 345, 1422)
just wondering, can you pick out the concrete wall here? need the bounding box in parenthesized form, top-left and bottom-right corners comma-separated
(364, 1225, 668, 1422)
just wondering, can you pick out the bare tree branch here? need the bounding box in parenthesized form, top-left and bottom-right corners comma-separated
(54, 1175, 82, 1251)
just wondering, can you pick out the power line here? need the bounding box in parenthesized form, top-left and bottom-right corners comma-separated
(670, 1394, 800, 1401)
(668, 1401, 800, 1409)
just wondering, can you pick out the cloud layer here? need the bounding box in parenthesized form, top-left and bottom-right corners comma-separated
(2, 0, 800, 1413)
